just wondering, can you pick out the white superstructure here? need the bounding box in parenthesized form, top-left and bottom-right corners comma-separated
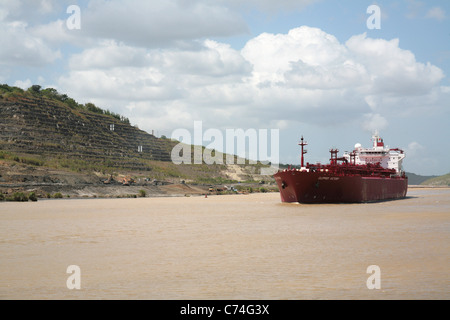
(343, 132, 405, 174)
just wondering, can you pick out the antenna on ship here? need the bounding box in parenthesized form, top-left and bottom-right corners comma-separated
(299, 136, 308, 168)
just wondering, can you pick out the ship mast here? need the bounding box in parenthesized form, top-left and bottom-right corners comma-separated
(329, 148, 339, 165)
(299, 136, 308, 168)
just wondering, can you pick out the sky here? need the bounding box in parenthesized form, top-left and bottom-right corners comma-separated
(1, 0, 449, 175)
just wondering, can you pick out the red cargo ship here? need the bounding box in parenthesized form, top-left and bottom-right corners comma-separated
(274, 133, 408, 203)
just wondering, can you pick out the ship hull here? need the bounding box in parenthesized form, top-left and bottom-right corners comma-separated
(274, 170, 408, 204)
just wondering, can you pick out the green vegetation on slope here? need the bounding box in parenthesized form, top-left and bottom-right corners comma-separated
(0, 84, 131, 125)
(421, 173, 450, 186)
(406, 172, 438, 185)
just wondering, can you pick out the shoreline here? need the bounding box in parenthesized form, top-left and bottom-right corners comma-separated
(0, 182, 278, 201)
(408, 185, 450, 189)
(1, 181, 448, 202)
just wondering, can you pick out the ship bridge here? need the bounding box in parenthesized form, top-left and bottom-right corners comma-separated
(343, 133, 405, 174)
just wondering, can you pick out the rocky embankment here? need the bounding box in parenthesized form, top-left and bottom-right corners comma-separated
(0, 160, 212, 199)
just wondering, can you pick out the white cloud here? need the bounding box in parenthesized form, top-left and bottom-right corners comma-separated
(362, 113, 388, 133)
(68, 40, 151, 70)
(60, 39, 251, 102)
(26, 0, 249, 50)
(426, 7, 446, 21)
(222, 0, 318, 12)
(0, 0, 69, 72)
(0, 0, 72, 23)
(78, 0, 248, 47)
(13, 79, 32, 90)
(345, 34, 444, 96)
(31, 19, 89, 47)
(242, 27, 349, 84)
(405, 0, 425, 19)
(57, 26, 446, 138)
(0, 19, 61, 67)
(407, 141, 425, 157)
(405, 1, 446, 21)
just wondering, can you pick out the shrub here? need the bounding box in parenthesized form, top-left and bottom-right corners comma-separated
(12, 192, 28, 201)
(20, 157, 44, 166)
(28, 85, 41, 94)
(28, 192, 38, 201)
(85, 102, 104, 114)
(53, 192, 63, 198)
(138, 190, 146, 197)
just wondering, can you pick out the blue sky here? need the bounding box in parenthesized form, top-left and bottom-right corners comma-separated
(1, 0, 449, 175)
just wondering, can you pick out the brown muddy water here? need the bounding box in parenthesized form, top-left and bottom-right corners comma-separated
(0, 189, 449, 299)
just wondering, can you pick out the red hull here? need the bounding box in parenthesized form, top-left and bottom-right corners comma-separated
(274, 170, 408, 203)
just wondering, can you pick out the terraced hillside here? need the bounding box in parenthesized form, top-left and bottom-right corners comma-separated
(0, 88, 175, 169)
(0, 85, 274, 199)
